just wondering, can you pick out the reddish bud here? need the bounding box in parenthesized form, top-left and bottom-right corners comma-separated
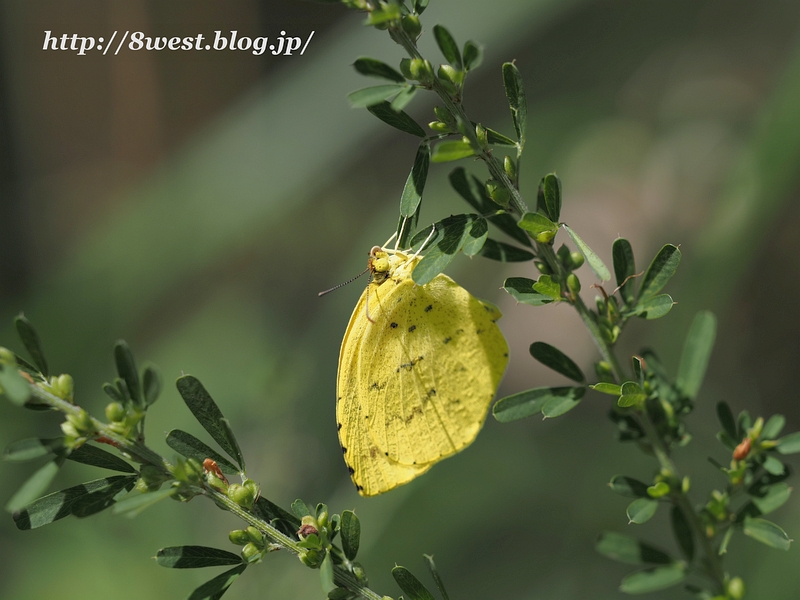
(733, 437, 751, 461)
(203, 458, 228, 484)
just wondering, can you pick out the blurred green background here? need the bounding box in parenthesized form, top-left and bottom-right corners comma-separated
(2, 0, 800, 598)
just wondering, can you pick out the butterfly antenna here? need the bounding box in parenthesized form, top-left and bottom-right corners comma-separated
(364, 274, 377, 323)
(318, 267, 370, 297)
(412, 224, 437, 258)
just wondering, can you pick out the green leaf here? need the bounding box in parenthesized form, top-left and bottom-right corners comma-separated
(432, 25, 461, 69)
(541, 173, 562, 222)
(114, 340, 142, 406)
(340, 510, 361, 561)
(220, 418, 245, 473)
(762, 415, 786, 440)
(13, 475, 136, 529)
(493, 386, 582, 422)
(5, 459, 63, 513)
(423, 555, 450, 600)
(676, 311, 717, 399)
(367, 101, 426, 137)
(113, 486, 174, 517)
(529, 342, 585, 383)
(542, 387, 585, 418)
(410, 214, 481, 284)
(462, 218, 488, 257)
(518, 212, 558, 242)
(609, 476, 649, 498)
(62, 443, 136, 473)
(176, 376, 243, 470)
(612, 238, 636, 306)
(70, 475, 137, 518)
(563, 225, 611, 281)
(412, 0, 429, 15)
(254, 496, 300, 538)
(639, 245, 681, 301)
(716, 402, 738, 441)
(157, 546, 243, 569)
(591, 383, 622, 396)
(482, 126, 517, 147)
(618, 382, 646, 408)
(347, 84, 406, 108)
(596, 532, 673, 565)
(3, 437, 62, 462)
(619, 564, 686, 594)
(670, 506, 694, 560)
(390, 85, 418, 112)
(462, 40, 482, 71)
(751, 483, 792, 515)
(142, 364, 162, 407)
(479, 239, 533, 262)
(533, 275, 561, 300)
(737, 410, 752, 440)
(187, 564, 247, 600)
(742, 516, 791, 550)
(777, 431, 800, 454)
(166, 429, 239, 475)
(291, 498, 311, 519)
(502, 277, 553, 306)
(501, 62, 527, 151)
(431, 141, 475, 163)
(102, 382, 123, 402)
(719, 526, 734, 555)
(320, 551, 335, 594)
(353, 57, 405, 82)
(14, 315, 49, 376)
(627, 498, 658, 524)
(0, 363, 32, 406)
(763, 455, 785, 476)
(392, 566, 436, 600)
(630, 294, 674, 320)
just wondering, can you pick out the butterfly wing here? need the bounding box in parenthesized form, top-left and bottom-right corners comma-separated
(337, 269, 508, 496)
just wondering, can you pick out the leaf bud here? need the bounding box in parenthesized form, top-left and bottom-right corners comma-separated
(241, 542, 263, 563)
(727, 577, 745, 599)
(428, 121, 450, 133)
(67, 408, 94, 435)
(352, 562, 368, 584)
(534, 261, 552, 275)
(60, 420, 80, 439)
(646, 481, 670, 498)
(751, 416, 764, 439)
(438, 64, 462, 86)
(0, 347, 16, 365)
(569, 251, 585, 269)
(401, 14, 421, 38)
(504, 155, 517, 180)
(409, 58, 434, 85)
(137, 464, 168, 492)
(433, 106, 454, 127)
(243, 478, 260, 502)
(229, 529, 250, 546)
(227, 483, 255, 509)
(105, 402, 126, 422)
(595, 296, 607, 313)
(567, 273, 581, 295)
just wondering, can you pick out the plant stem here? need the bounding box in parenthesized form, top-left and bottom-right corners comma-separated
(388, 26, 528, 217)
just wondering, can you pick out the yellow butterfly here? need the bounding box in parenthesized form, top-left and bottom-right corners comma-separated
(336, 245, 509, 496)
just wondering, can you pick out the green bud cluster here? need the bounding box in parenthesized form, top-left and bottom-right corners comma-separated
(60, 408, 95, 447)
(227, 478, 259, 509)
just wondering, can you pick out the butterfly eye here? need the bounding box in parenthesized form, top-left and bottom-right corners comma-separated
(373, 257, 390, 273)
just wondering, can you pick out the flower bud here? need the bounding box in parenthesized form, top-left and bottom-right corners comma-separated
(229, 529, 250, 546)
(485, 180, 510, 207)
(438, 64, 462, 86)
(105, 402, 126, 422)
(228, 483, 255, 509)
(733, 437, 751, 461)
(399, 58, 413, 80)
(504, 156, 517, 180)
(428, 121, 450, 133)
(409, 58, 434, 85)
(67, 409, 94, 435)
(0, 347, 16, 365)
(243, 479, 260, 502)
(353, 562, 368, 583)
(535, 261, 551, 275)
(60, 420, 80, 439)
(727, 577, 745, 599)
(475, 123, 488, 147)
(401, 14, 421, 38)
(241, 542, 262, 563)
(245, 526, 263, 544)
(567, 273, 581, 295)
(569, 251, 584, 269)
(56, 374, 74, 401)
(299, 548, 324, 568)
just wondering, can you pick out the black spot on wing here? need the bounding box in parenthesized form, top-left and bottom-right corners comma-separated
(341, 445, 347, 454)
(390, 322, 398, 328)
(425, 304, 433, 312)
(443, 337, 452, 344)
(347, 466, 355, 475)
(337, 422, 342, 431)
(408, 325, 416, 332)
